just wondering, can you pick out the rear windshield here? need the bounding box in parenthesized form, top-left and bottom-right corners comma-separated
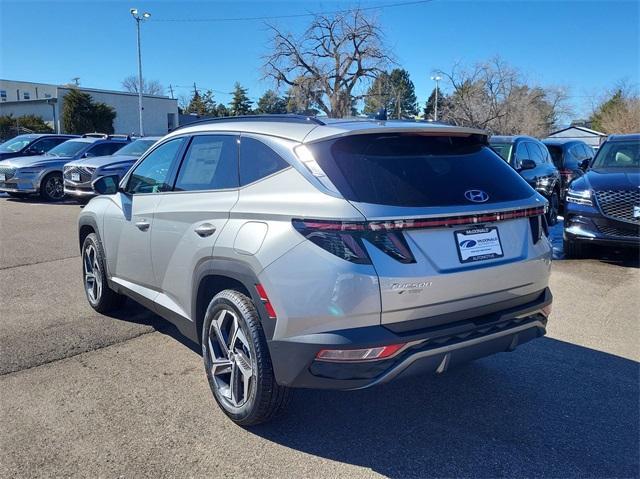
(308, 134, 534, 207)
(545, 144, 563, 167)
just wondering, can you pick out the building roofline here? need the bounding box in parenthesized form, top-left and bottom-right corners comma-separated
(549, 125, 606, 136)
(1, 79, 175, 101)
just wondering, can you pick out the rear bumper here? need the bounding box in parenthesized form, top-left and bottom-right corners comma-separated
(269, 288, 552, 390)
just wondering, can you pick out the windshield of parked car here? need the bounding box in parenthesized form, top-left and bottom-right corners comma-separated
(0, 136, 33, 153)
(489, 142, 512, 162)
(591, 140, 639, 169)
(46, 140, 88, 157)
(308, 134, 533, 207)
(115, 139, 157, 156)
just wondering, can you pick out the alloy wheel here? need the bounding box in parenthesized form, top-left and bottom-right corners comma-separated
(83, 243, 102, 304)
(207, 309, 254, 408)
(46, 175, 64, 200)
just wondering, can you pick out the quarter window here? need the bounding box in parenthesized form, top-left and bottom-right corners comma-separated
(239, 137, 289, 186)
(174, 135, 239, 191)
(126, 138, 185, 194)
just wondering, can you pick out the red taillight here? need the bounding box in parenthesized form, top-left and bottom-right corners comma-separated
(560, 169, 574, 180)
(255, 284, 277, 319)
(316, 343, 406, 362)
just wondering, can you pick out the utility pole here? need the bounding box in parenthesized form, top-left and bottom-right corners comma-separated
(430, 75, 441, 121)
(130, 8, 151, 136)
(168, 84, 174, 99)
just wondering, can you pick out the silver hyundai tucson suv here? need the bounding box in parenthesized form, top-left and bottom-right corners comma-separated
(78, 115, 553, 425)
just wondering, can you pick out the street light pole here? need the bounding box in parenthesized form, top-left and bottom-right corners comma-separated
(430, 75, 441, 121)
(130, 8, 151, 136)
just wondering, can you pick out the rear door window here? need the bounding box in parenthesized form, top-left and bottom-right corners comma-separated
(174, 135, 239, 191)
(308, 134, 534, 207)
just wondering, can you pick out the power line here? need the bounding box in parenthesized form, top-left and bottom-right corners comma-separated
(152, 0, 435, 23)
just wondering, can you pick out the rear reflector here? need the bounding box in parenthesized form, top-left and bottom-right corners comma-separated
(255, 284, 277, 319)
(316, 343, 406, 362)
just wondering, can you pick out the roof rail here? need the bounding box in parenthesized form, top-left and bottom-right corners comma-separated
(81, 133, 109, 139)
(170, 114, 325, 133)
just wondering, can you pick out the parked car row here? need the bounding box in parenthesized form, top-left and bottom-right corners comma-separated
(0, 134, 159, 201)
(489, 133, 638, 257)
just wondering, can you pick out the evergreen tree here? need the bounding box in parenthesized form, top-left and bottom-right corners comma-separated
(229, 82, 253, 116)
(185, 89, 217, 116)
(0, 114, 53, 139)
(590, 89, 624, 132)
(255, 90, 287, 114)
(363, 69, 417, 119)
(61, 88, 116, 134)
(424, 87, 447, 120)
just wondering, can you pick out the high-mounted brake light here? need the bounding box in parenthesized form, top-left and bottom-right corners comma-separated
(316, 343, 407, 362)
(255, 284, 277, 319)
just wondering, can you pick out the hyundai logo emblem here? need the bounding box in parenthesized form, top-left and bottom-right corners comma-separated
(464, 189, 490, 203)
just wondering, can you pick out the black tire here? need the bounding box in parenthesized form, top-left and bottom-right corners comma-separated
(546, 190, 560, 226)
(40, 172, 65, 202)
(202, 289, 292, 426)
(81, 233, 126, 313)
(563, 238, 585, 259)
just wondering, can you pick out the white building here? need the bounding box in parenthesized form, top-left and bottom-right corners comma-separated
(0, 79, 178, 136)
(547, 125, 608, 149)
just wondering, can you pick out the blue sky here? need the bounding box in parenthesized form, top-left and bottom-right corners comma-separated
(1, 0, 638, 119)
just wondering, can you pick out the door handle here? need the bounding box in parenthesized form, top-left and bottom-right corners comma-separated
(135, 220, 150, 231)
(195, 223, 217, 237)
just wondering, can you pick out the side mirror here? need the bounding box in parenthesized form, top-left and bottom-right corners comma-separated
(92, 175, 120, 195)
(579, 158, 590, 171)
(519, 159, 536, 171)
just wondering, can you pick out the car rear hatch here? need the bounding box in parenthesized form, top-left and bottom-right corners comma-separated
(304, 131, 551, 330)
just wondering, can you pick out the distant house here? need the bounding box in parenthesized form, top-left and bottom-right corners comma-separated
(0, 79, 178, 136)
(547, 126, 608, 149)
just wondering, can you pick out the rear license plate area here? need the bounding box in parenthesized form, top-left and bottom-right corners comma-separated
(455, 226, 504, 263)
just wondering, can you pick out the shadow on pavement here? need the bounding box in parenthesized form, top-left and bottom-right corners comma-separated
(249, 338, 639, 478)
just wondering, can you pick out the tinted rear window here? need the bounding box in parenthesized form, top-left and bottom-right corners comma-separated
(545, 145, 563, 167)
(309, 134, 534, 207)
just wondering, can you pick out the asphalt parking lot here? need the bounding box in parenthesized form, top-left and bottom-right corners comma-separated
(1, 197, 638, 478)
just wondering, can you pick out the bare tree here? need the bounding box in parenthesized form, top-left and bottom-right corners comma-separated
(122, 75, 165, 96)
(590, 82, 640, 134)
(437, 57, 570, 136)
(263, 8, 392, 117)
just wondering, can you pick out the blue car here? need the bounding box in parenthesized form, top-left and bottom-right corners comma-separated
(63, 137, 160, 199)
(563, 134, 639, 257)
(0, 134, 130, 201)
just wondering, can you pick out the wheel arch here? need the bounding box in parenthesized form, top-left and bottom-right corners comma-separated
(193, 259, 275, 344)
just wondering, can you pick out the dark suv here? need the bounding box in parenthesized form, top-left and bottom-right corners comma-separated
(0, 134, 78, 161)
(563, 134, 639, 257)
(490, 136, 561, 224)
(542, 139, 594, 202)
